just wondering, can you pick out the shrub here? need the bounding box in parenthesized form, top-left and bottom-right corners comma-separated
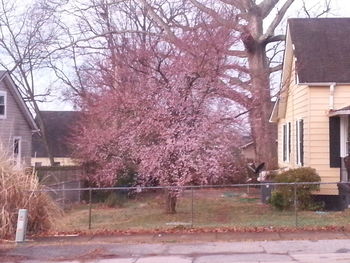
(270, 167, 321, 210)
(0, 152, 62, 239)
(270, 191, 288, 211)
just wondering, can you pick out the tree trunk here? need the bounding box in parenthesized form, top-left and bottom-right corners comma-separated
(165, 191, 177, 214)
(247, 46, 278, 170)
(249, 105, 277, 170)
(245, 16, 278, 170)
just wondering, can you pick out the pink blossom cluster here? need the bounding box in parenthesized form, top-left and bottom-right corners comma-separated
(72, 26, 246, 188)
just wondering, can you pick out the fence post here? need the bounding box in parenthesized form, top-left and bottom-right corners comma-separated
(78, 181, 81, 203)
(88, 188, 92, 230)
(191, 187, 194, 228)
(294, 183, 298, 227)
(62, 183, 65, 207)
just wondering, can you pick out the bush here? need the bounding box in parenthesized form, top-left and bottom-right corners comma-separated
(270, 191, 288, 210)
(0, 152, 62, 238)
(270, 167, 322, 210)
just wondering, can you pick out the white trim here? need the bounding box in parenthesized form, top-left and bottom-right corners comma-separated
(329, 110, 350, 117)
(340, 116, 349, 158)
(299, 82, 342, 86)
(0, 90, 6, 119)
(0, 72, 38, 129)
(296, 120, 299, 165)
(296, 119, 303, 166)
(329, 84, 336, 110)
(269, 98, 279, 123)
(13, 136, 22, 168)
(283, 123, 291, 163)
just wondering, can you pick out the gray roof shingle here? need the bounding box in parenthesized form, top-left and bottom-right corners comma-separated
(32, 111, 81, 158)
(289, 18, 350, 83)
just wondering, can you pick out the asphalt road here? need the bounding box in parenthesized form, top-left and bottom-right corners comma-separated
(2, 235, 350, 263)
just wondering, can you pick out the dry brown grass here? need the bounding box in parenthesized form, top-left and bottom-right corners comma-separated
(0, 150, 62, 239)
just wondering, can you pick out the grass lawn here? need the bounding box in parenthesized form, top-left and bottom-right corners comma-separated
(54, 188, 350, 232)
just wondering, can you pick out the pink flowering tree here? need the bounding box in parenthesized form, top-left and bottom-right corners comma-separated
(73, 26, 247, 213)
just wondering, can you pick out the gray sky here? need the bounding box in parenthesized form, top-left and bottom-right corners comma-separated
(40, 0, 350, 111)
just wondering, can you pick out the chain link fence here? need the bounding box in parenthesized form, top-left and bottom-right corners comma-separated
(34, 182, 350, 232)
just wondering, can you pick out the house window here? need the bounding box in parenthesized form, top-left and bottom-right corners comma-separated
(283, 122, 291, 162)
(0, 91, 6, 118)
(13, 137, 21, 166)
(296, 119, 304, 166)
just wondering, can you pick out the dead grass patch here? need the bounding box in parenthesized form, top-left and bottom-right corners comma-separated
(54, 188, 350, 232)
(0, 151, 62, 239)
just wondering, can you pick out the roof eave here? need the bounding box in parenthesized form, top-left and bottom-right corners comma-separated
(269, 98, 279, 123)
(272, 24, 293, 123)
(329, 110, 350, 117)
(0, 72, 39, 130)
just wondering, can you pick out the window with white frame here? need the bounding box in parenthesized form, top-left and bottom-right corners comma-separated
(283, 122, 291, 162)
(13, 137, 21, 166)
(296, 119, 304, 166)
(0, 91, 6, 118)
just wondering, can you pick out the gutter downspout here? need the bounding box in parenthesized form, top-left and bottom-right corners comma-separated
(329, 83, 336, 110)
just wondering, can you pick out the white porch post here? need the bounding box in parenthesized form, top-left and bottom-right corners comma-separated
(340, 116, 348, 158)
(340, 116, 349, 181)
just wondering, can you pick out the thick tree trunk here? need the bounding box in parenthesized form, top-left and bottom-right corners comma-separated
(249, 105, 277, 170)
(247, 47, 278, 170)
(245, 16, 278, 170)
(165, 191, 177, 214)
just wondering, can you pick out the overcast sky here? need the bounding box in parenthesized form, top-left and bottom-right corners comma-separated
(40, 0, 350, 111)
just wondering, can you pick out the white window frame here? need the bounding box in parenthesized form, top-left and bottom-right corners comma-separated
(282, 122, 291, 163)
(13, 136, 22, 167)
(296, 119, 303, 166)
(0, 90, 6, 119)
(340, 115, 349, 158)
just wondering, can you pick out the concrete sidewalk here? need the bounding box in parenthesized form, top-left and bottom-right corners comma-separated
(1, 231, 350, 262)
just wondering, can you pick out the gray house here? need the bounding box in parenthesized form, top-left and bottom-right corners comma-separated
(0, 71, 38, 167)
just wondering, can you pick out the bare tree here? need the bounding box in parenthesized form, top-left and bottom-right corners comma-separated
(0, 0, 64, 165)
(46, 0, 332, 170)
(47, 0, 162, 99)
(138, 0, 332, 169)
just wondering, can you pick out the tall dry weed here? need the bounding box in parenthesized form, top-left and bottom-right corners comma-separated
(0, 152, 62, 239)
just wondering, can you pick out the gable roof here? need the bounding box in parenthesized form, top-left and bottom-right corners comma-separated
(270, 18, 350, 122)
(32, 111, 81, 158)
(289, 18, 350, 83)
(0, 70, 38, 130)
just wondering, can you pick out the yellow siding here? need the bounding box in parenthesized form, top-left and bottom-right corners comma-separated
(277, 84, 309, 168)
(307, 86, 350, 194)
(278, 84, 350, 195)
(278, 58, 309, 169)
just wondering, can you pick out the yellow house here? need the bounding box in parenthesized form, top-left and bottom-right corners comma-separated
(270, 18, 350, 199)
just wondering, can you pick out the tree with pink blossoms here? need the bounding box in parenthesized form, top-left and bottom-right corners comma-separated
(73, 26, 247, 213)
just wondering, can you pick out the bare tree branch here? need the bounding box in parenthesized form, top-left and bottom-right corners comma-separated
(265, 34, 285, 43)
(259, 0, 280, 18)
(225, 49, 247, 58)
(189, 0, 242, 30)
(269, 64, 282, 73)
(260, 0, 295, 42)
(139, 0, 178, 42)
